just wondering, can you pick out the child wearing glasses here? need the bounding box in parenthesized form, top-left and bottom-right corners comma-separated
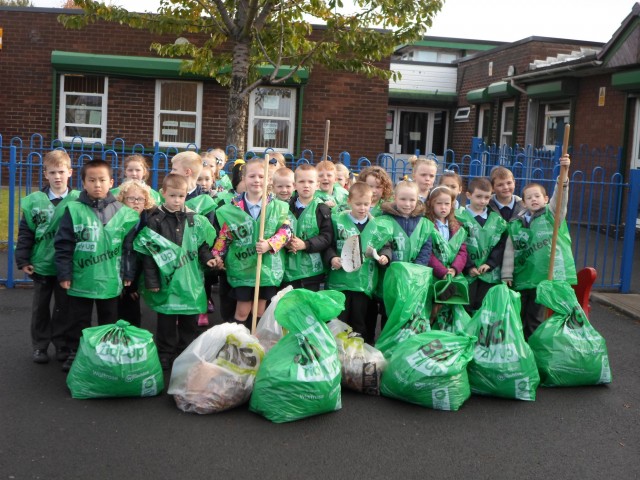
(117, 179, 157, 327)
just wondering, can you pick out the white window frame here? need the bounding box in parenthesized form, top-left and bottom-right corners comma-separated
(58, 75, 108, 144)
(454, 107, 470, 122)
(500, 101, 515, 146)
(543, 102, 570, 150)
(153, 80, 203, 148)
(247, 87, 296, 153)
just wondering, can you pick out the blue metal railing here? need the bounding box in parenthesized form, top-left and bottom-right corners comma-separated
(0, 133, 636, 291)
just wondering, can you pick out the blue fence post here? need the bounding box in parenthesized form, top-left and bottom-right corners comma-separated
(6, 146, 17, 288)
(470, 137, 483, 161)
(620, 169, 640, 293)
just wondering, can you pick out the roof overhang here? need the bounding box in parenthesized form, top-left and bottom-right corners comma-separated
(466, 87, 490, 104)
(388, 89, 458, 105)
(611, 68, 640, 91)
(51, 51, 309, 83)
(526, 79, 578, 99)
(487, 81, 519, 98)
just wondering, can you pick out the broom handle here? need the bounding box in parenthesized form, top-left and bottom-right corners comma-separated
(547, 124, 571, 280)
(251, 155, 271, 334)
(323, 120, 330, 161)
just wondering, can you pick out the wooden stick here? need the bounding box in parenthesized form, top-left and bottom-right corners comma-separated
(251, 154, 271, 334)
(547, 124, 571, 281)
(322, 119, 331, 161)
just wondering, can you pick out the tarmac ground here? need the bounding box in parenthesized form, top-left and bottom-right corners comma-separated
(0, 286, 639, 479)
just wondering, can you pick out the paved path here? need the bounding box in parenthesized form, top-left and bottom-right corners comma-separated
(0, 287, 638, 479)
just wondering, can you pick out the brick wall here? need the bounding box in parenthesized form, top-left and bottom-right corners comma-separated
(0, 8, 388, 161)
(451, 38, 626, 159)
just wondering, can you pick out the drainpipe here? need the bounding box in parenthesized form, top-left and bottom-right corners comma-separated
(509, 79, 528, 95)
(296, 85, 305, 158)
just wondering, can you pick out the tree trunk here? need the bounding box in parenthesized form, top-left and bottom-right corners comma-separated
(226, 39, 251, 158)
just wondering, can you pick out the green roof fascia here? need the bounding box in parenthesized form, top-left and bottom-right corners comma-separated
(397, 40, 499, 51)
(487, 81, 519, 99)
(51, 51, 309, 83)
(389, 89, 457, 104)
(51, 51, 198, 79)
(612, 69, 640, 91)
(526, 79, 578, 99)
(466, 87, 490, 104)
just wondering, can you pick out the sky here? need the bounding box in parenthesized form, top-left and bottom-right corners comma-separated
(30, 0, 636, 44)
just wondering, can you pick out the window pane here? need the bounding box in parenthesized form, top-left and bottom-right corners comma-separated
(252, 119, 290, 149)
(159, 113, 198, 145)
(160, 82, 198, 111)
(64, 126, 102, 138)
(503, 106, 514, 133)
(64, 75, 105, 93)
(253, 88, 292, 117)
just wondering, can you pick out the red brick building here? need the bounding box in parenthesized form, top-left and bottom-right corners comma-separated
(0, 6, 388, 161)
(1, 4, 640, 174)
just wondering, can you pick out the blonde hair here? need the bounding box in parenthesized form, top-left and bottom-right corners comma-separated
(123, 154, 150, 182)
(162, 173, 189, 192)
(489, 166, 515, 186)
(171, 151, 202, 179)
(202, 149, 226, 179)
(272, 167, 294, 183)
(269, 152, 286, 169)
(409, 155, 438, 175)
(394, 180, 419, 196)
(315, 160, 336, 172)
(295, 163, 317, 179)
(116, 179, 156, 210)
(43, 149, 71, 170)
(348, 181, 372, 200)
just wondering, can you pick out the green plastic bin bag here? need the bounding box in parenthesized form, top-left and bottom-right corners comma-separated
(67, 320, 164, 399)
(380, 330, 476, 411)
(432, 304, 471, 336)
(376, 262, 434, 360)
(529, 280, 612, 387)
(249, 289, 345, 423)
(464, 284, 540, 400)
(328, 319, 387, 395)
(168, 323, 264, 414)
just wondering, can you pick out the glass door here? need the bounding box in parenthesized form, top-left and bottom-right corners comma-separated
(386, 108, 433, 159)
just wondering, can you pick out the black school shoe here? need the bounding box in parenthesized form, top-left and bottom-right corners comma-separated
(61, 351, 76, 372)
(55, 347, 71, 362)
(32, 349, 49, 364)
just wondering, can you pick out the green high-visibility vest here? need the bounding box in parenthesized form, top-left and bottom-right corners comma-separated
(215, 198, 289, 287)
(456, 208, 506, 284)
(314, 182, 348, 208)
(216, 173, 233, 191)
(134, 216, 215, 314)
(66, 202, 139, 299)
(507, 206, 577, 290)
(326, 212, 392, 297)
(430, 224, 467, 268)
(376, 215, 434, 263)
(21, 190, 79, 276)
(283, 197, 326, 282)
(186, 194, 217, 216)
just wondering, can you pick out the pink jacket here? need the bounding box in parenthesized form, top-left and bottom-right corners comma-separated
(428, 221, 468, 279)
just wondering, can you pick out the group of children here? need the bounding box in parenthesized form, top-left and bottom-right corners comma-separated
(17, 148, 576, 372)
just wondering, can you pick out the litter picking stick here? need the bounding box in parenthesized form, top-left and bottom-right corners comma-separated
(323, 120, 330, 161)
(547, 123, 571, 281)
(251, 154, 271, 335)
